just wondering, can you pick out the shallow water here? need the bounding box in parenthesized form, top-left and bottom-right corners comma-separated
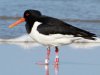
(0, 44, 100, 75)
(0, 0, 100, 75)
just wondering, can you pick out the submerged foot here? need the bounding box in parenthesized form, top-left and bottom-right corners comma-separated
(45, 58, 49, 65)
(54, 57, 59, 65)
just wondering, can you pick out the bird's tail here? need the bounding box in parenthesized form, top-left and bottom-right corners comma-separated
(76, 28, 96, 40)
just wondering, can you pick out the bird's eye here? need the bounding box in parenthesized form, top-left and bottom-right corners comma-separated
(26, 13, 30, 16)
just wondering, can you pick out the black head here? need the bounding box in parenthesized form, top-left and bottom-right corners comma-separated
(24, 9, 42, 22)
(24, 9, 42, 34)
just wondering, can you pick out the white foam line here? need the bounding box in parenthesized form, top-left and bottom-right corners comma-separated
(0, 34, 40, 49)
(70, 37, 100, 48)
(0, 35, 100, 49)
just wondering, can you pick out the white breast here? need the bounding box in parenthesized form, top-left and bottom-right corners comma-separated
(29, 21, 82, 46)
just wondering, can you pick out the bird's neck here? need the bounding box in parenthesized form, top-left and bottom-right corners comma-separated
(25, 21, 35, 34)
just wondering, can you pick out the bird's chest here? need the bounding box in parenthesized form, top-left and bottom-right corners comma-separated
(29, 21, 49, 43)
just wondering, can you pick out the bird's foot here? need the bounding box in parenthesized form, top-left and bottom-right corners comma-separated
(54, 57, 59, 65)
(45, 58, 49, 65)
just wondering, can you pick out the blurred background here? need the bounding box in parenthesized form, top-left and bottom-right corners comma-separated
(0, 0, 100, 19)
(0, 0, 100, 39)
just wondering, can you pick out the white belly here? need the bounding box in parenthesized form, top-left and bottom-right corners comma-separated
(29, 21, 81, 46)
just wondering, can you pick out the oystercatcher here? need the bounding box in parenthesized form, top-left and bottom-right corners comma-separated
(9, 9, 96, 64)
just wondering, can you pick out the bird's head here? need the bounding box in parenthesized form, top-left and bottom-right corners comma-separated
(9, 9, 42, 28)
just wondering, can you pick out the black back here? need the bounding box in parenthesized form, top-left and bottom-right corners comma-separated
(37, 16, 96, 40)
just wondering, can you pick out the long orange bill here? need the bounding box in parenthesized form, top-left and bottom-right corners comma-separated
(9, 18, 25, 28)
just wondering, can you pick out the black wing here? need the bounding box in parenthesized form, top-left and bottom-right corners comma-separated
(37, 16, 96, 40)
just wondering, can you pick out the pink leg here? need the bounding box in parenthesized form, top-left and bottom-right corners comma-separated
(45, 47, 50, 64)
(55, 47, 59, 64)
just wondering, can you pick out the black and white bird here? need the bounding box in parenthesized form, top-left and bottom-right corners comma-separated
(9, 9, 96, 64)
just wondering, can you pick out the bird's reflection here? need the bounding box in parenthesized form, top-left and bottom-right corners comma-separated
(45, 65, 49, 75)
(54, 64, 59, 75)
(37, 63, 59, 75)
(44, 64, 59, 75)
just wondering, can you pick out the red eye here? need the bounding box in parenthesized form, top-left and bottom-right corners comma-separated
(26, 13, 30, 16)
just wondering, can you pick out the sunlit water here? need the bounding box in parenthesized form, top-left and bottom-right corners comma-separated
(0, 0, 100, 75)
